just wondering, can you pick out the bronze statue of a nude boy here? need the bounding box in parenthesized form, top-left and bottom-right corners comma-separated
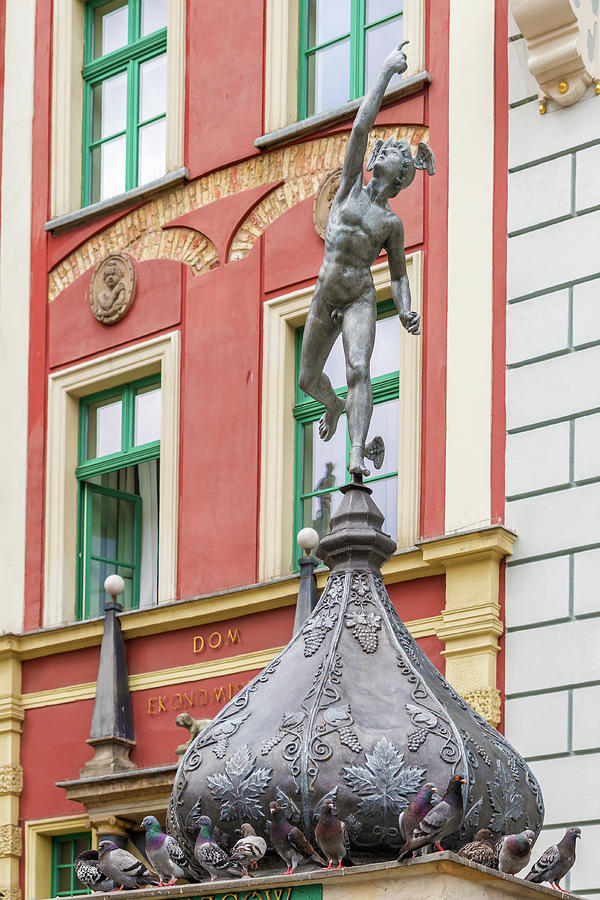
(298, 42, 435, 476)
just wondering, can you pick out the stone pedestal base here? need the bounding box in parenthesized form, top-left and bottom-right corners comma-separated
(43, 852, 578, 900)
(80, 737, 136, 778)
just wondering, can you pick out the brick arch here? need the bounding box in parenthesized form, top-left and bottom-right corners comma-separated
(48, 124, 428, 302)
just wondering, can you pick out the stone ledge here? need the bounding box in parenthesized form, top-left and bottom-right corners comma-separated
(40, 852, 579, 900)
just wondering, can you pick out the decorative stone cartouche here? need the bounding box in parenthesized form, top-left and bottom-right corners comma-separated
(168, 481, 543, 861)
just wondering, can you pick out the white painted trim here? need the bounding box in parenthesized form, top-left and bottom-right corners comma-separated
(0, 0, 36, 634)
(44, 333, 181, 627)
(51, 0, 186, 217)
(445, 1, 495, 534)
(264, 0, 425, 133)
(259, 256, 422, 580)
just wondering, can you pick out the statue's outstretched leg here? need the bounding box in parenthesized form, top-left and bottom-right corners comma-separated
(342, 296, 376, 475)
(298, 291, 345, 441)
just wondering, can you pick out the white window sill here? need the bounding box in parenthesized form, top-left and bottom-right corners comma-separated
(255, 71, 432, 151)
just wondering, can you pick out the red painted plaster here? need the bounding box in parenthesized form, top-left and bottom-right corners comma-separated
(48, 259, 183, 368)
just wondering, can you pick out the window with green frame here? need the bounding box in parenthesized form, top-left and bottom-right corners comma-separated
(298, 0, 404, 119)
(51, 832, 92, 897)
(293, 301, 400, 565)
(77, 375, 161, 619)
(82, 0, 168, 206)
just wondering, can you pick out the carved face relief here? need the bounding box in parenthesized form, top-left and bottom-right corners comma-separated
(313, 168, 343, 239)
(90, 252, 136, 324)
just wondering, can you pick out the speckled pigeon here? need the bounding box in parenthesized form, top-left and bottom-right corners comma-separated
(97, 840, 160, 890)
(193, 815, 244, 881)
(495, 829, 536, 875)
(74, 849, 116, 893)
(525, 826, 581, 890)
(269, 800, 326, 874)
(398, 783, 438, 845)
(140, 815, 202, 884)
(315, 800, 353, 869)
(229, 824, 267, 876)
(397, 774, 466, 859)
(458, 828, 496, 867)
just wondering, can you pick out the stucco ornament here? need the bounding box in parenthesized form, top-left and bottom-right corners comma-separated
(510, 0, 600, 107)
(312, 169, 343, 239)
(89, 252, 136, 324)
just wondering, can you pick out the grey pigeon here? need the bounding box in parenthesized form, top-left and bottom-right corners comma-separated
(193, 815, 243, 881)
(458, 828, 496, 867)
(397, 774, 466, 859)
(97, 840, 160, 890)
(269, 800, 326, 874)
(229, 824, 267, 876)
(74, 850, 116, 893)
(315, 800, 353, 869)
(140, 815, 202, 884)
(495, 829, 536, 875)
(525, 826, 581, 890)
(399, 783, 438, 845)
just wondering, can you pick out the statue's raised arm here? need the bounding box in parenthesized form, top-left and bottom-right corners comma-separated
(337, 41, 410, 200)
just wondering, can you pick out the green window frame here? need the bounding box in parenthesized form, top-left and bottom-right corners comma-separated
(76, 374, 161, 620)
(51, 833, 92, 897)
(293, 300, 399, 567)
(298, 0, 403, 119)
(82, 0, 168, 207)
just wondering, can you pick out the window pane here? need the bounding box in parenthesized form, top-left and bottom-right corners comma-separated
(58, 867, 71, 894)
(366, 17, 403, 89)
(141, 0, 168, 35)
(366, 0, 403, 24)
(368, 475, 397, 538)
(93, 0, 128, 59)
(88, 558, 134, 616)
(134, 385, 161, 445)
(138, 117, 166, 185)
(307, 0, 351, 46)
(92, 71, 127, 141)
(139, 54, 167, 121)
(321, 333, 347, 391)
(90, 491, 135, 562)
(307, 39, 350, 116)
(87, 397, 122, 459)
(371, 313, 401, 378)
(74, 837, 90, 857)
(302, 419, 347, 495)
(303, 489, 343, 539)
(368, 398, 399, 477)
(91, 134, 127, 203)
(58, 842, 71, 865)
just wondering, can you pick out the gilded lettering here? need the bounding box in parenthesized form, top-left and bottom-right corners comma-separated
(183, 691, 194, 707)
(226, 628, 241, 645)
(193, 635, 205, 654)
(158, 696, 167, 713)
(170, 692, 182, 711)
(147, 697, 157, 715)
(266, 889, 292, 900)
(209, 631, 223, 649)
(197, 689, 208, 707)
(213, 685, 226, 703)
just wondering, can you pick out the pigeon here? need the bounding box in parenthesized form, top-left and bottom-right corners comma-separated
(193, 815, 244, 881)
(74, 850, 116, 893)
(315, 800, 353, 869)
(140, 815, 202, 885)
(397, 774, 466, 859)
(229, 823, 267, 876)
(458, 828, 496, 867)
(399, 783, 438, 844)
(495, 829, 536, 875)
(97, 840, 160, 890)
(525, 826, 581, 890)
(269, 800, 326, 874)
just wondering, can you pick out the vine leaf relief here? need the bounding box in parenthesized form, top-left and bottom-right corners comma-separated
(343, 737, 426, 818)
(487, 759, 525, 832)
(302, 609, 337, 657)
(206, 745, 272, 821)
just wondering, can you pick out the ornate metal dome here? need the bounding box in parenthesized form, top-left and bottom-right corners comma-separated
(168, 481, 543, 860)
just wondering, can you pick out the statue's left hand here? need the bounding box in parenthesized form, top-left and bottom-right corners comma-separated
(399, 309, 420, 335)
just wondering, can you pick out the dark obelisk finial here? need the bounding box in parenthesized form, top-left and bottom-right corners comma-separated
(81, 574, 135, 777)
(293, 527, 320, 635)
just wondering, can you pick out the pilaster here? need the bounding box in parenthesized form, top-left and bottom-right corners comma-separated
(0, 648, 23, 900)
